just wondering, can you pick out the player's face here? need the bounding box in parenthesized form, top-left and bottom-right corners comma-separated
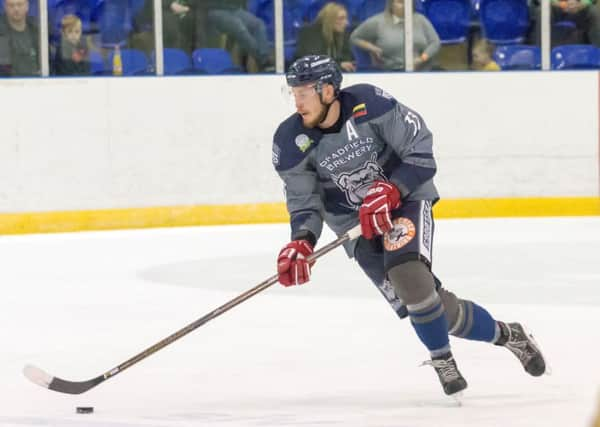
(291, 84, 327, 128)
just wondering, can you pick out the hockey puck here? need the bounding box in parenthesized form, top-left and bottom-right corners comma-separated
(76, 407, 94, 414)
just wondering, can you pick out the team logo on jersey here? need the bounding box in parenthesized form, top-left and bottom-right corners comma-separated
(352, 103, 367, 118)
(295, 134, 314, 152)
(384, 217, 416, 251)
(331, 153, 386, 208)
(272, 145, 280, 166)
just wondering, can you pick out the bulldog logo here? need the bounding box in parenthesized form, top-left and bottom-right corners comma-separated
(331, 153, 386, 208)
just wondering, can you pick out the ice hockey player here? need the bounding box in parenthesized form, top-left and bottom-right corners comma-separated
(272, 54, 547, 396)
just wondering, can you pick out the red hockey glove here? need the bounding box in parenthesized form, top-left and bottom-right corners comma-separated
(277, 240, 314, 287)
(359, 181, 401, 239)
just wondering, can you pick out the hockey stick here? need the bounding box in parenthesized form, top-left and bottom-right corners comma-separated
(23, 224, 362, 395)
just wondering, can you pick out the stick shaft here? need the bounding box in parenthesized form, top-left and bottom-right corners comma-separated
(25, 225, 361, 394)
(103, 227, 355, 381)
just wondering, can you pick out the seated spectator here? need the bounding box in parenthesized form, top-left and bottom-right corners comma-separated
(162, 0, 206, 53)
(0, 0, 40, 77)
(206, 0, 273, 71)
(350, 0, 440, 71)
(471, 38, 500, 70)
(532, 0, 600, 47)
(54, 15, 91, 76)
(295, 2, 355, 72)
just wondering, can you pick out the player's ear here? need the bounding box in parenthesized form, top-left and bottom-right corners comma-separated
(324, 83, 335, 102)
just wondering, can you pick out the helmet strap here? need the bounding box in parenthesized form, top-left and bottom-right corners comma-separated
(316, 82, 337, 126)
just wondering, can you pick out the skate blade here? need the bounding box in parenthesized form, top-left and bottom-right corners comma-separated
(449, 391, 464, 406)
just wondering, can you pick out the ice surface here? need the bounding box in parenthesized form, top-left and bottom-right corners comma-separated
(1, 217, 599, 427)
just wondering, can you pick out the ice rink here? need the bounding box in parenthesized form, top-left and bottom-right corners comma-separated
(1, 217, 599, 427)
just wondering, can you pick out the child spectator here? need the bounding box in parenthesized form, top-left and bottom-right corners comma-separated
(471, 38, 500, 71)
(55, 14, 91, 76)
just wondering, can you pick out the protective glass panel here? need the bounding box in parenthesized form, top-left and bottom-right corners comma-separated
(47, 0, 155, 76)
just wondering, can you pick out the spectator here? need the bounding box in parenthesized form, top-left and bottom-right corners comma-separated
(350, 0, 440, 71)
(54, 15, 91, 76)
(471, 38, 500, 70)
(532, 0, 600, 47)
(0, 0, 40, 77)
(206, 0, 273, 71)
(162, 0, 204, 53)
(295, 2, 355, 72)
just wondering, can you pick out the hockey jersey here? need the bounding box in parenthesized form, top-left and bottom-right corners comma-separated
(272, 83, 439, 256)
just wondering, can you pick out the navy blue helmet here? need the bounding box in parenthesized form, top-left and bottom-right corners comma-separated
(286, 55, 343, 95)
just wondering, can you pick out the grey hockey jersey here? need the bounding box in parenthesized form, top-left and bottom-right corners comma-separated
(272, 83, 439, 256)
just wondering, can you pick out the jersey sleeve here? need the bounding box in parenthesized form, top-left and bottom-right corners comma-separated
(370, 94, 437, 198)
(272, 122, 324, 246)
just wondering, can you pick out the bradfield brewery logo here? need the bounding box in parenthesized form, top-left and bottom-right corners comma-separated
(384, 217, 416, 251)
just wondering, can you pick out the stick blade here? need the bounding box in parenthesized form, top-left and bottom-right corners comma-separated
(23, 364, 53, 388)
(23, 364, 103, 395)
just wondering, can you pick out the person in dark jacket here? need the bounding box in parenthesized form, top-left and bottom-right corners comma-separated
(295, 2, 355, 72)
(0, 0, 39, 77)
(54, 14, 91, 76)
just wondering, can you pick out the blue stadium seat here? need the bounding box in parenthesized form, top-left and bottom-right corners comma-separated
(251, 0, 303, 43)
(89, 49, 106, 74)
(493, 44, 540, 70)
(551, 44, 600, 70)
(304, 0, 328, 22)
(107, 48, 149, 75)
(160, 48, 192, 75)
(356, 0, 385, 22)
(192, 48, 242, 74)
(479, 0, 529, 44)
(470, 0, 481, 20)
(423, 0, 471, 44)
(341, 0, 366, 22)
(92, 0, 134, 46)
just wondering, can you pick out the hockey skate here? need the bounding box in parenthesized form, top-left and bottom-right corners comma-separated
(496, 322, 547, 377)
(423, 352, 468, 396)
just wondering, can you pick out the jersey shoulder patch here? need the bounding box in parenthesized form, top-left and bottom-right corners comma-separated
(273, 114, 322, 171)
(340, 84, 398, 124)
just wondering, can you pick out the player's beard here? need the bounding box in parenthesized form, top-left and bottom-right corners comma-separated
(304, 103, 328, 128)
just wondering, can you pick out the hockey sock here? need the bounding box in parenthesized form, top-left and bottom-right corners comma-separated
(408, 291, 451, 357)
(449, 300, 499, 342)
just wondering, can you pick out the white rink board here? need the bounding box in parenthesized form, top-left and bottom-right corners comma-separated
(0, 72, 597, 212)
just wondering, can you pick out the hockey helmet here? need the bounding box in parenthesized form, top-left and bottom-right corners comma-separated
(286, 55, 343, 96)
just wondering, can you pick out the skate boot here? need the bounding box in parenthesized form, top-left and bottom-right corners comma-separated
(496, 322, 546, 376)
(423, 352, 468, 396)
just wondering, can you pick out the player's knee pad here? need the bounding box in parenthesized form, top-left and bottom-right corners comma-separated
(386, 260, 435, 305)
